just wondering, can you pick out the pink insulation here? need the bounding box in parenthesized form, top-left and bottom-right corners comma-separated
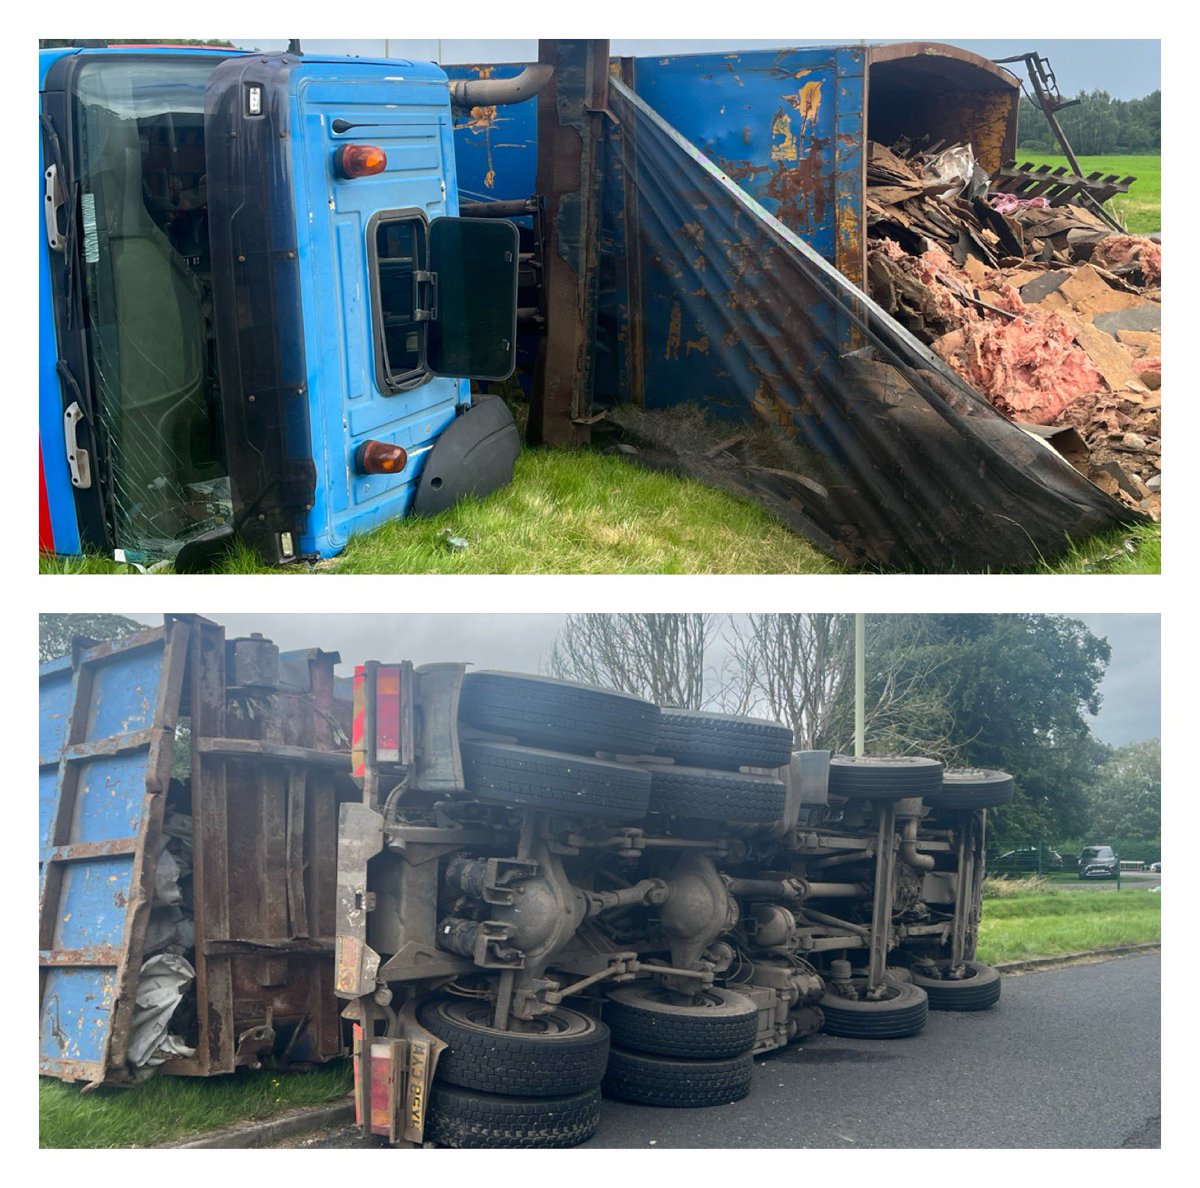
(935, 313, 1106, 423)
(1091, 235, 1162, 286)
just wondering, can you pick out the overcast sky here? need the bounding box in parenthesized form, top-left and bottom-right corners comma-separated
(127, 613, 1159, 746)
(234, 39, 1160, 100)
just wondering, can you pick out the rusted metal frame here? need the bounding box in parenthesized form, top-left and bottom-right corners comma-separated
(246, 759, 290, 1007)
(286, 765, 310, 938)
(61, 726, 163, 762)
(835, 47, 868, 291)
(866, 800, 898, 988)
(39, 945, 122, 967)
(102, 617, 192, 1081)
(528, 39, 610, 446)
(204, 938, 334, 955)
(186, 617, 236, 1075)
(196, 737, 351, 770)
(617, 55, 645, 406)
(44, 837, 141, 864)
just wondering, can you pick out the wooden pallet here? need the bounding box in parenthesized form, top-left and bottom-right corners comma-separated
(992, 161, 1136, 207)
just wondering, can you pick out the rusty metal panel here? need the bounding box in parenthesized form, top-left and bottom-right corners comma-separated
(633, 49, 845, 259)
(38, 622, 191, 1084)
(527, 40, 609, 445)
(173, 618, 357, 1076)
(601, 78, 1134, 571)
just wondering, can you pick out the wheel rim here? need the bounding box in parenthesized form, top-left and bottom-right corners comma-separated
(633, 985, 733, 1012)
(435, 996, 597, 1039)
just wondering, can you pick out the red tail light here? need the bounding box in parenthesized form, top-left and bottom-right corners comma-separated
(335, 144, 387, 178)
(355, 440, 408, 475)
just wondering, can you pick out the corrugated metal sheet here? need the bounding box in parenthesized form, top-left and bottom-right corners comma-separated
(602, 78, 1137, 571)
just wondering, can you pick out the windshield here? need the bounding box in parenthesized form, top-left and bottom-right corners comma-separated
(1080, 847, 1112, 860)
(72, 58, 232, 560)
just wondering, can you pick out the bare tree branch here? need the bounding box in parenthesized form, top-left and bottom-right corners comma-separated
(546, 614, 714, 708)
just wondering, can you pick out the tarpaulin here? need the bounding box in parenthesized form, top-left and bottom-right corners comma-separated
(604, 78, 1141, 571)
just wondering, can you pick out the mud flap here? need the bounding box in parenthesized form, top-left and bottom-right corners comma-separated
(412, 395, 520, 516)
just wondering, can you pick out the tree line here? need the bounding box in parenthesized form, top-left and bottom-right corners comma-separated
(1018, 89, 1160, 155)
(550, 613, 1159, 855)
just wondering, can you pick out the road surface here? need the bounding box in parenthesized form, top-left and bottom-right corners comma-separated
(291, 952, 1160, 1150)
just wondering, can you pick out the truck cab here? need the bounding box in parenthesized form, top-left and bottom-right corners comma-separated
(39, 46, 522, 568)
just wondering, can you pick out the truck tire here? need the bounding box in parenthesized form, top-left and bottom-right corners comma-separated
(425, 1083, 601, 1148)
(604, 983, 759, 1059)
(828, 755, 944, 802)
(648, 765, 787, 822)
(820, 977, 929, 1038)
(459, 671, 660, 756)
(907, 960, 1001, 1011)
(417, 996, 610, 1097)
(602, 1047, 754, 1108)
(655, 708, 794, 771)
(924, 769, 1014, 810)
(461, 740, 651, 822)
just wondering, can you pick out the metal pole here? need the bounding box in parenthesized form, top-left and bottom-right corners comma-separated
(854, 614, 865, 758)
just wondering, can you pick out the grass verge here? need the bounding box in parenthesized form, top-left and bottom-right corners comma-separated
(977, 886, 1160, 965)
(39, 448, 840, 576)
(39, 1061, 352, 1149)
(1012, 151, 1160, 235)
(38, 449, 1160, 576)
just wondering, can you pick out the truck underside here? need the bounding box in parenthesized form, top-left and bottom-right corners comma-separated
(337, 663, 1008, 1147)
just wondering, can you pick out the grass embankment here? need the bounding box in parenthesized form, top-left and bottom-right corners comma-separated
(977, 884, 1161, 964)
(38, 450, 1161, 576)
(1012, 152, 1160, 235)
(39, 1061, 352, 1149)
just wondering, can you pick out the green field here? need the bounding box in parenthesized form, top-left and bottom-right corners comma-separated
(977, 886, 1161, 964)
(38, 449, 1160, 576)
(1012, 151, 1160, 234)
(39, 1062, 352, 1148)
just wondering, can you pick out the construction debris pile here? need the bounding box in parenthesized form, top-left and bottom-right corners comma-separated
(866, 141, 1161, 518)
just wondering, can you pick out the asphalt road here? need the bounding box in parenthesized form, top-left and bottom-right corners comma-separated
(293, 953, 1160, 1150)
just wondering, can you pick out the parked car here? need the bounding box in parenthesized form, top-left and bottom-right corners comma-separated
(1078, 845, 1120, 879)
(992, 846, 1065, 875)
(1149, 862, 1162, 873)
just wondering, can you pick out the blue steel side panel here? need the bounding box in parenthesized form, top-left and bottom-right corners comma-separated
(633, 48, 844, 262)
(70, 754, 151, 842)
(290, 61, 466, 557)
(446, 65, 538, 205)
(38, 122, 81, 555)
(51, 858, 136, 948)
(40, 969, 118, 1067)
(39, 628, 184, 1083)
(83, 649, 164, 739)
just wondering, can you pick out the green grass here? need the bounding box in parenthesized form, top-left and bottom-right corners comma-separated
(977, 886, 1160, 964)
(39, 448, 840, 576)
(1039, 521, 1160, 575)
(1012, 151, 1160, 234)
(39, 1061, 352, 1149)
(38, 447, 1161, 575)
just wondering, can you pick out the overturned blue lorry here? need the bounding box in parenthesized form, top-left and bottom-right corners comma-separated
(39, 41, 1136, 571)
